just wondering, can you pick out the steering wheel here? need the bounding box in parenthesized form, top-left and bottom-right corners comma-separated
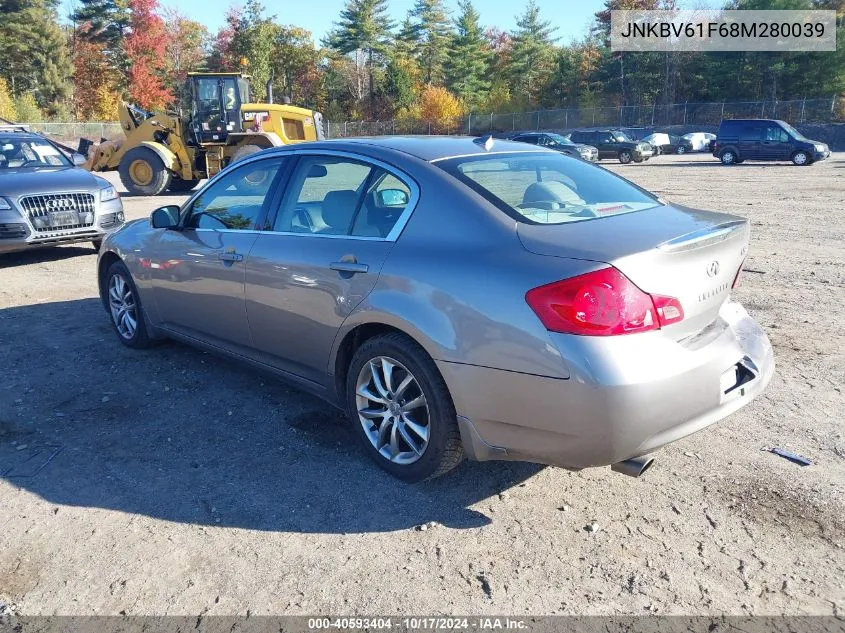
(294, 207, 314, 232)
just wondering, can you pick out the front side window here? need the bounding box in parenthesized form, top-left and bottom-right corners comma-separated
(186, 157, 285, 230)
(765, 126, 789, 142)
(780, 122, 806, 140)
(0, 137, 71, 168)
(437, 152, 660, 225)
(274, 156, 411, 238)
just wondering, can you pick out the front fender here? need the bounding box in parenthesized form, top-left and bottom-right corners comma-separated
(138, 141, 178, 172)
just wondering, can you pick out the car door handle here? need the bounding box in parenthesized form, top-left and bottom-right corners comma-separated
(329, 261, 368, 274)
(218, 252, 244, 262)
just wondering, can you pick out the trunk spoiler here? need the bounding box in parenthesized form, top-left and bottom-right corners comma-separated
(657, 220, 747, 253)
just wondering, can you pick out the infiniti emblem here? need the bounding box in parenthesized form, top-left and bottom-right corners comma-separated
(706, 260, 720, 277)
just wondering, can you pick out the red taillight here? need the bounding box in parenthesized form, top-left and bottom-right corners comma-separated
(525, 267, 684, 336)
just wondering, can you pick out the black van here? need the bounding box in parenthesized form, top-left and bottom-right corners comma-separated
(712, 119, 830, 166)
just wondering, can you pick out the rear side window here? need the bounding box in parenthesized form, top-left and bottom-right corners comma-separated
(273, 156, 411, 238)
(740, 125, 763, 141)
(436, 152, 660, 225)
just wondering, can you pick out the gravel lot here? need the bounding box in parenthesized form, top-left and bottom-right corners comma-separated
(1, 152, 843, 616)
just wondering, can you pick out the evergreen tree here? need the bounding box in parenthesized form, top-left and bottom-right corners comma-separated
(0, 0, 71, 111)
(326, 0, 393, 117)
(71, 0, 130, 80)
(508, 0, 556, 106)
(229, 0, 280, 99)
(410, 0, 452, 85)
(445, 0, 490, 109)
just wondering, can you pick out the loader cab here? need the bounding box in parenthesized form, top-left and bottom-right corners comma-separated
(189, 73, 251, 144)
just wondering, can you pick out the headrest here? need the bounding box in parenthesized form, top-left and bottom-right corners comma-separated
(522, 180, 575, 205)
(322, 190, 358, 231)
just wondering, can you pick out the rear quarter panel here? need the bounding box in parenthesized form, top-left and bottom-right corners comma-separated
(330, 161, 602, 381)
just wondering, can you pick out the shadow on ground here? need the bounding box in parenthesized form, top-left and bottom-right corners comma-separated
(0, 299, 543, 534)
(0, 245, 98, 267)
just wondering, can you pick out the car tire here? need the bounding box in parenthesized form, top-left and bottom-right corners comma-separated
(618, 151, 632, 164)
(792, 151, 810, 166)
(720, 149, 738, 165)
(676, 146, 686, 155)
(92, 239, 103, 252)
(104, 260, 154, 349)
(346, 333, 463, 482)
(633, 156, 643, 163)
(119, 147, 172, 196)
(168, 179, 200, 192)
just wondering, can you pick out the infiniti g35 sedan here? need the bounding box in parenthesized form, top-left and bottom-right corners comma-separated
(97, 136, 774, 482)
(0, 128, 125, 254)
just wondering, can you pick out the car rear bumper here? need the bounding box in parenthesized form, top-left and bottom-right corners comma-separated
(440, 301, 774, 470)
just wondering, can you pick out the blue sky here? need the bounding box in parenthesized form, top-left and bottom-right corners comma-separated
(60, 0, 720, 45)
(59, 0, 605, 45)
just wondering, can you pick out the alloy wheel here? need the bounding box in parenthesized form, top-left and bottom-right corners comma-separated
(355, 356, 430, 465)
(108, 273, 138, 340)
(793, 152, 808, 165)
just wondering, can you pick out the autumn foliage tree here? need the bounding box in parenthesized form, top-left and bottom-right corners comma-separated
(418, 85, 462, 130)
(124, 0, 173, 110)
(0, 77, 17, 121)
(72, 32, 120, 120)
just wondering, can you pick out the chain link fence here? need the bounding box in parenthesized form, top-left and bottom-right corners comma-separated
(17, 96, 840, 142)
(16, 122, 123, 142)
(327, 96, 842, 138)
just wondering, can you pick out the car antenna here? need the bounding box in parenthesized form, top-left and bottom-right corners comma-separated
(473, 134, 495, 151)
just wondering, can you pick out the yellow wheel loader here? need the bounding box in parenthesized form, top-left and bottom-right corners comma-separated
(83, 72, 324, 196)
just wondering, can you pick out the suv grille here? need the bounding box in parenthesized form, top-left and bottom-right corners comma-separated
(19, 193, 96, 233)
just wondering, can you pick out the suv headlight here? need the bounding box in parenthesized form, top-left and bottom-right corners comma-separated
(0, 198, 10, 210)
(100, 185, 119, 202)
(815, 144, 826, 152)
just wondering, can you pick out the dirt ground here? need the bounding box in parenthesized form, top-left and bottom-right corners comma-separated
(0, 153, 843, 617)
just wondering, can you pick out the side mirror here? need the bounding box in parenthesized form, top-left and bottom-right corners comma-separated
(71, 152, 87, 166)
(378, 189, 409, 207)
(150, 205, 181, 229)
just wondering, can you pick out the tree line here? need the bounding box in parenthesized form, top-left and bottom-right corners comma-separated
(0, 0, 843, 124)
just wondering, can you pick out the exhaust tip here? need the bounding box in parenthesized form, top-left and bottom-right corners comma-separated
(611, 456, 655, 478)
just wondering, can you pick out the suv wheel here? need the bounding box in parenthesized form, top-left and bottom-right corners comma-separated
(676, 145, 687, 155)
(104, 261, 154, 349)
(618, 151, 632, 164)
(720, 149, 737, 165)
(792, 151, 810, 166)
(347, 333, 463, 482)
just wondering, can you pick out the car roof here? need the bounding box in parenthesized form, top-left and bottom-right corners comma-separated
(269, 136, 547, 163)
(0, 129, 44, 141)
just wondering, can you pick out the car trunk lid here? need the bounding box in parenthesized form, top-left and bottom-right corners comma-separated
(517, 204, 749, 339)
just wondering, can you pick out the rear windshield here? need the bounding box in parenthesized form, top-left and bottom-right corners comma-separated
(436, 152, 660, 225)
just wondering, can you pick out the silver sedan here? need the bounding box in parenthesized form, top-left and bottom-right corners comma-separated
(97, 136, 774, 481)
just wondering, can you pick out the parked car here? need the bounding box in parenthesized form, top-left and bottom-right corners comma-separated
(0, 127, 124, 254)
(569, 129, 653, 163)
(642, 133, 694, 155)
(98, 137, 773, 482)
(712, 119, 830, 166)
(682, 132, 716, 152)
(511, 132, 599, 162)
